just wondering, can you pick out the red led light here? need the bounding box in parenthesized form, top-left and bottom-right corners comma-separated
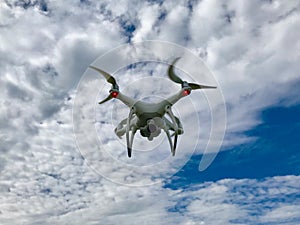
(111, 91, 119, 98)
(183, 89, 191, 96)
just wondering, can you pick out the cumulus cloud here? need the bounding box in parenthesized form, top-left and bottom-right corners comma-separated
(0, 0, 300, 224)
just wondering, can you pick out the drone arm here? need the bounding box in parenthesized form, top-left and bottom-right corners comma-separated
(116, 92, 136, 108)
(165, 90, 185, 105)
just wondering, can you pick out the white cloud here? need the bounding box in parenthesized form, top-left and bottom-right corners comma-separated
(157, 4, 190, 44)
(2, 167, 299, 224)
(133, 4, 161, 42)
(261, 204, 300, 223)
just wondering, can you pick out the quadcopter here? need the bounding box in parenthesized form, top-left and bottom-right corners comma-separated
(90, 58, 216, 157)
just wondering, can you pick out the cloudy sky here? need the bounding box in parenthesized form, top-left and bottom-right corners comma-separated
(1, 0, 300, 224)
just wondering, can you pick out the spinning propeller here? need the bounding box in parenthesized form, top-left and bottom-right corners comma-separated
(89, 66, 119, 104)
(90, 57, 215, 104)
(168, 57, 216, 94)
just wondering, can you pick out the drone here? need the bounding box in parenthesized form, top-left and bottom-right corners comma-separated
(90, 58, 216, 157)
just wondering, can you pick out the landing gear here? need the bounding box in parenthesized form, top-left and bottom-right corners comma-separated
(164, 129, 178, 156)
(126, 107, 137, 158)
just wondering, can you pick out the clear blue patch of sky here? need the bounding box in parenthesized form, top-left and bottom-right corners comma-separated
(165, 103, 300, 189)
(118, 17, 136, 43)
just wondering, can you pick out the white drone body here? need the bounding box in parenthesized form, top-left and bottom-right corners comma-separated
(90, 58, 216, 157)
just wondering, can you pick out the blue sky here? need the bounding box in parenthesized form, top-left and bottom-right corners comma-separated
(0, 0, 300, 224)
(166, 103, 300, 186)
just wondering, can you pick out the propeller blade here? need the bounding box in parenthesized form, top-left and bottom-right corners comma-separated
(98, 95, 113, 104)
(168, 57, 183, 84)
(188, 82, 217, 90)
(89, 66, 117, 86)
(167, 58, 217, 90)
